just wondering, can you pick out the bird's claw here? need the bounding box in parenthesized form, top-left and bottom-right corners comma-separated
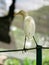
(22, 48, 26, 53)
(23, 48, 26, 52)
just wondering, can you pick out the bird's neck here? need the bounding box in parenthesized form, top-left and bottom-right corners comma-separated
(24, 12, 28, 18)
(19, 10, 28, 19)
(23, 13, 28, 19)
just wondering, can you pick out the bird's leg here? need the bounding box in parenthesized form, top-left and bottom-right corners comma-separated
(23, 36, 26, 52)
(33, 36, 37, 46)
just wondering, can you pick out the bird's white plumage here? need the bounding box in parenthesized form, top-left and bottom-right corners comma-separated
(24, 16, 35, 40)
(15, 10, 36, 48)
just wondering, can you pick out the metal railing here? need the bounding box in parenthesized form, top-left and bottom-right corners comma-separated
(0, 45, 49, 65)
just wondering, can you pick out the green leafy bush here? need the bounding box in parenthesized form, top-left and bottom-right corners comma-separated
(43, 57, 49, 65)
(23, 58, 32, 65)
(23, 57, 36, 65)
(4, 58, 21, 65)
(32, 60, 36, 65)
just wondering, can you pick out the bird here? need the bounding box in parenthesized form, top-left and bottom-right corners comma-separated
(0, 0, 16, 43)
(15, 10, 37, 51)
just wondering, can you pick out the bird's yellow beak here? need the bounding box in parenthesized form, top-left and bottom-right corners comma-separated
(14, 12, 23, 16)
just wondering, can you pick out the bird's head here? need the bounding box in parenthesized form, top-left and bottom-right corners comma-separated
(14, 10, 28, 20)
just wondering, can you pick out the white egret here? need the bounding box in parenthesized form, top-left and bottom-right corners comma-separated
(15, 10, 37, 51)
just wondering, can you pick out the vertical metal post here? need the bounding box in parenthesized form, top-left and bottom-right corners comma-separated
(36, 45, 42, 65)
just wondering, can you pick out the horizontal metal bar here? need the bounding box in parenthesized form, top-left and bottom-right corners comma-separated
(36, 47, 49, 49)
(0, 47, 49, 52)
(0, 48, 36, 52)
(42, 47, 49, 49)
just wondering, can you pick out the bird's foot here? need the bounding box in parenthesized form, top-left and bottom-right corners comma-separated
(23, 47, 26, 52)
(22, 47, 26, 53)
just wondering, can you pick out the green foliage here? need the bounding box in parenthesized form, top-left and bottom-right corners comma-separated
(23, 57, 36, 65)
(43, 57, 49, 65)
(23, 58, 32, 65)
(3, 57, 36, 65)
(32, 60, 36, 65)
(4, 58, 21, 65)
(23, 57, 49, 65)
(3, 56, 49, 65)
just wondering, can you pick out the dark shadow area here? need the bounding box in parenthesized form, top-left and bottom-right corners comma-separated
(0, 0, 15, 44)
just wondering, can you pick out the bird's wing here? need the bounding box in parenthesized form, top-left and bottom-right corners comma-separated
(24, 16, 35, 39)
